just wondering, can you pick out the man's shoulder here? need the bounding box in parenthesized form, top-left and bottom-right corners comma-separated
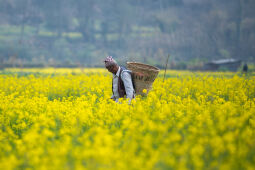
(120, 66, 132, 72)
(120, 67, 132, 76)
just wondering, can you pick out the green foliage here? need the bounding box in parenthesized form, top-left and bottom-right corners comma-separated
(0, 41, 32, 60)
(0, 0, 254, 67)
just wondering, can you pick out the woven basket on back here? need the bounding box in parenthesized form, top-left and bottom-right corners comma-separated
(126, 62, 160, 96)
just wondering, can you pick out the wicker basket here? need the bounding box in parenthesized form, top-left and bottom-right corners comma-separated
(126, 62, 160, 96)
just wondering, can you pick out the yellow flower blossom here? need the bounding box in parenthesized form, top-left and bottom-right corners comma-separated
(0, 68, 254, 169)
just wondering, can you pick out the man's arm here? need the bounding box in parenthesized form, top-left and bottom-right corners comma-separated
(121, 71, 134, 99)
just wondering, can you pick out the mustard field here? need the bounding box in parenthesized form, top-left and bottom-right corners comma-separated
(0, 68, 255, 170)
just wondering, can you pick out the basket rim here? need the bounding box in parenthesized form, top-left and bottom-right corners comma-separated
(126, 62, 160, 72)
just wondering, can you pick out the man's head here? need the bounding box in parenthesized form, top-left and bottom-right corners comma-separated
(104, 56, 119, 74)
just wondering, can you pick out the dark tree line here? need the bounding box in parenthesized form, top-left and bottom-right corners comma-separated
(0, 0, 254, 68)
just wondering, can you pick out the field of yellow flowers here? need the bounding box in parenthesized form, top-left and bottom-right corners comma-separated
(0, 68, 254, 170)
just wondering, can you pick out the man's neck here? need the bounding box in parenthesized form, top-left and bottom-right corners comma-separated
(114, 66, 121, 76)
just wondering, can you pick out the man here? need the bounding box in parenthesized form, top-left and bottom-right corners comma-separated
(104, 56, 135, 102)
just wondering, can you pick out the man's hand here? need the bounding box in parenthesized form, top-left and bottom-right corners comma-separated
(110, 96, 116, 101)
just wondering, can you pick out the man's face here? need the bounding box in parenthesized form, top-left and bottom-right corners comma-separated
(106, 65, 118, 74)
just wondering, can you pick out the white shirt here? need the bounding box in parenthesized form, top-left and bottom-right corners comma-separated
(112, 67, 135, 101)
